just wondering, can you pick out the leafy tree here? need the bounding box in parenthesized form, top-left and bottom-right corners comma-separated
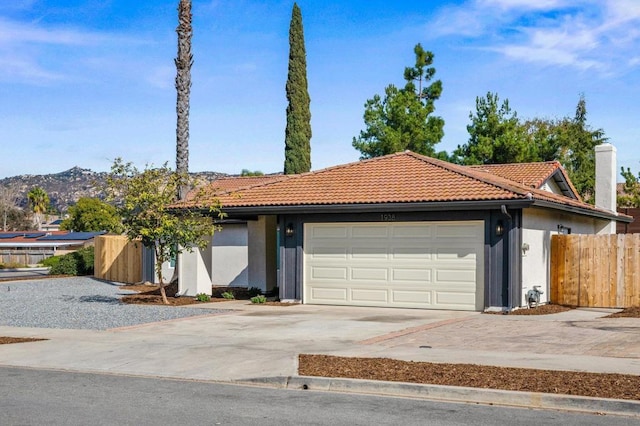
(284, 2, 312, 174)
(60, 197, 123, 233)
(554, 95, 607, 202)
(175, 0, 193, 200)
(519, 118, 564, 162)
(4, 208, 34, 231)
(352, 43, 444, 158)
(106, 159, 222, 304)
(453, 92, 528, 165)
(240, 169, 265, 177)
(0, 184, 19, 231)
(27, 187, 49, 230)
(618, 167, 640, 208)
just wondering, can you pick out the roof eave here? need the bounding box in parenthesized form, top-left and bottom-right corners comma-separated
(216, 199, 535, 215)
(532, 200, 631, 222)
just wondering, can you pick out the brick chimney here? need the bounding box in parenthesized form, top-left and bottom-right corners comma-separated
(595, 143, 617, 234)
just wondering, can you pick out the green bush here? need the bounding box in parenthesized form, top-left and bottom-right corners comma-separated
(41, 256, 61, 268)
(48, 246, 95, 276)
(250, 295, 267, 304)
(195, 293, 211, 302)
(247, 287, 262, 298)
(221, 291, 235, 300)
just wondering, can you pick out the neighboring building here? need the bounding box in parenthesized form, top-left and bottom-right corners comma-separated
(41, 218, 63, 232)
(0, 231, 105, 265)
(617, 208, 640, 233)
(177, 144, 628, 311)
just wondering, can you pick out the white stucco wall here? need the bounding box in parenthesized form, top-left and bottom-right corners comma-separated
(212, 224, 248, 287)
(521, 207, 611, 307)
(540, 179, 563, 195)
(179, 237, 213, 296)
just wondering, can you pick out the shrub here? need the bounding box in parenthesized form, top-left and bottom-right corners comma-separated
(221, 291, 235, 300)
(48, 246, 95, 276)
(247, 287, 262, 298)
(195, 293, 211, 302)
(41, 256, 61, 268)
(250, 295, 267, 304)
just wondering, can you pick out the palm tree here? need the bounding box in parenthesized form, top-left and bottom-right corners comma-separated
(27, 187, 49, 230)
(175, 0, 192, 200)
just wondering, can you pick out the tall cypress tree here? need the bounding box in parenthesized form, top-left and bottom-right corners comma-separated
(284, 2, 312, 174)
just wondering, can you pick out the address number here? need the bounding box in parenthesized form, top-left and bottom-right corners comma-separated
(380, 213, 396, 221)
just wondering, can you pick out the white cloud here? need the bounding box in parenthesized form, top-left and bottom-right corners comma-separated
(0, 18, 110, 46)
(478, 0, 569, 11)
(429, 0, 640, 73)
(0, 53, 63, 84)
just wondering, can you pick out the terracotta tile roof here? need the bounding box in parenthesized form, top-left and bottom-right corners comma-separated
(468, 162, 560, 188)
(179, 151, 612, 217)
(468, 161, 582, 201)
(207, 175, 288, 192)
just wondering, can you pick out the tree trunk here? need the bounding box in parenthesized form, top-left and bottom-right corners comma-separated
(156, 246, 170, 305)
(175, 0, 192, 200)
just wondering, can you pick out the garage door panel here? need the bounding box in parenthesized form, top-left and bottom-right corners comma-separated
(311, 287, 348, 301)
(436, 291, 476, 306)
(310, 266, 348, 280)
(312, 226, 348, 238)
(351, 289, 388, 303)
(310, 247, 347, 259)
(304, 222, 484, 310)
(351, 267, 388, 281)
(436, 269, 476, 283)
(351, 246, 388, 259)
(392, 268, 432, 282)
(392, 225, 432, 238)
(392, 290, 432, 304)
(436, 224, 483, 238)
(352, 226, 388, 238)
(391, 247, 432, 259)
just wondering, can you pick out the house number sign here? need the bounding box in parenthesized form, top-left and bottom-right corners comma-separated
(380, 213, 396, 221)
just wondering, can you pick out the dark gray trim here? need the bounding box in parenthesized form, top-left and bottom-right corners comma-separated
(532, 200, 629, 222)
(219, 200, 534, 216)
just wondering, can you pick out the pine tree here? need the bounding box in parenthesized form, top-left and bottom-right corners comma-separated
(352, 44, 444, 158)
(284, 2, 312, 174)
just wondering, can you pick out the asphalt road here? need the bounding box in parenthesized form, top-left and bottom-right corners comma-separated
(0, 269, 49, 281)
(0, 367, 634, 426)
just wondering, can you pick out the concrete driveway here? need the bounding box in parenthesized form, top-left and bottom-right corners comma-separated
(1, 294, 640, 381)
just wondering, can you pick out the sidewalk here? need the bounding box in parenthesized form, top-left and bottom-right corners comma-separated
(1, 300, 639, 416)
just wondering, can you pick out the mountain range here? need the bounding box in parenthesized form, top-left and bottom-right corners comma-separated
(0, 167, 228, 213)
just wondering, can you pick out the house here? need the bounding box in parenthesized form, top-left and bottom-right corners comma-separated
(0, 231, 105, 266)
(177, 143, 628, 311)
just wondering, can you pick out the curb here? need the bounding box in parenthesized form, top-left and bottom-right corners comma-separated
(238, 376, 640, 417)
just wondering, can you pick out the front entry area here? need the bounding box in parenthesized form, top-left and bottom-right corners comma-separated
(303, 221, 484, 310)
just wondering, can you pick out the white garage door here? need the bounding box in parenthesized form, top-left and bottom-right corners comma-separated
(303, 221, 484, 311)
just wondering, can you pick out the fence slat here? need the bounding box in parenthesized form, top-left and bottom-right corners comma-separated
(551, 233, 640, 308)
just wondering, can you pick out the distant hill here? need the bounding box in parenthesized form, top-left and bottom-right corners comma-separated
(0, 167, 228, 213)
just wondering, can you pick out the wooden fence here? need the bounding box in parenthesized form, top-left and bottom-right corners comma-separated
(551, 234, 640, 308)
(94, 235, 142, 284)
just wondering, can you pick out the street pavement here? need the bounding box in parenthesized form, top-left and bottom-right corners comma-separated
(0, 284, 639, 417)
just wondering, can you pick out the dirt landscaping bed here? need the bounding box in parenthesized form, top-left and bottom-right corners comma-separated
(0, 337, 47, 345)
(298, 354, 640, 401)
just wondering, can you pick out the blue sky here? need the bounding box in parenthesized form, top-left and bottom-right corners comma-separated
(1, 0, 639, 179)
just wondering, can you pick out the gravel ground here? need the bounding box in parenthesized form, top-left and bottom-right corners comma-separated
(0, 277, 228, 330)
